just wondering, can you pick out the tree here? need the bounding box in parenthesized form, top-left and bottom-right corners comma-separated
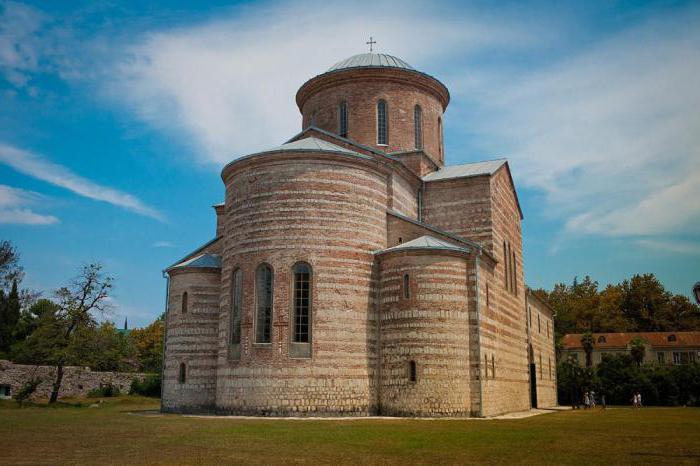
(0, 240, 24, 288)
(0, 279, 20, 352)
(48, 263, 113, 403)
(130, 316, 164, 373)
(630, 337, 647, 367)
(581, 331, 595, 368)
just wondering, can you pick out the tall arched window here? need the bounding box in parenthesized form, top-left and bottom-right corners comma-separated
(230, 268, 242, 346)
(292, 262, 311, 343)
(414, 105, 423, 149)
(339, 101, 348, 138)
(181, 291, 188, 314)
(377, 100, 388, 145)
(178, 362, 186, 384)
(503, 241, 508, 288)
(409, 360, 417, 382)
(512, 250, 517, 295)
(438, 117, 443, 160)
(492, 354, 496, 379)
(403, 274, 410, 299)
(255, 264, 273, 343)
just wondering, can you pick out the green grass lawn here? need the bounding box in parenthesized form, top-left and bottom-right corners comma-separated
(1, 398, 699, 465)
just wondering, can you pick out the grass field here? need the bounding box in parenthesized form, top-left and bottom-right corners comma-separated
(1, 398, 699, 465)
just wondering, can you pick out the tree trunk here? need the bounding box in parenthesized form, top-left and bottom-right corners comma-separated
(49, 364, 64, 404)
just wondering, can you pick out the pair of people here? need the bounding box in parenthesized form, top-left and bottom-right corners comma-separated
(632, 391, 643, 408)
(583, 390, 597, 409)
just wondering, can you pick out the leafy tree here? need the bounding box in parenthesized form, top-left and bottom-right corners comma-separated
(581, 331, 595, 367)
(0, 279, 20, 352)
(629, 337, 647, 367)
(130, 316, 164, 373)
(46, 263, 113, 403)
(0, 240, 23, 287)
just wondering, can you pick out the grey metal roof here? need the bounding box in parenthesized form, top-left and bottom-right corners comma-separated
(267, 137, 362, 156)
(375, 235, 470, 256)
(422, 159, 506, 182)
(168, 253, 221, 271)
(328, 53, 415, 71)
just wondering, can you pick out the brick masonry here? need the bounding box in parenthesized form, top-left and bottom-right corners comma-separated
(162, 56, 556, 416)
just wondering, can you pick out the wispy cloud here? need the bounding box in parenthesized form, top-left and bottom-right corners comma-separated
(464, 7, 700, 239)
(152, 240, 174, 248)
(0, 184, 58, 225)
(109, 1, 539, 164)
(635, 239, 700, 256)
(0, 143, 164, 221)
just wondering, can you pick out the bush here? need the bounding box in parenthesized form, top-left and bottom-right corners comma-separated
(87, 383, 120, 398)
(129, 375, 161, 398)
(15, 378, 41, 407)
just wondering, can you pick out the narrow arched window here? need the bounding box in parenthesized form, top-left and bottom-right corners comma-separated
(438, 117, 443, 160)
(339, 101, 348, 138)
(292, 262, 311, 343)
(231, 269, 242, 345)
(503, 241, 508, 288)
(492, 354, 496, 379)
(538, 314, 541, 333)
(409, 360, 417, 382)
(181, 291, 188, 314)
(403, 274, 410, 299)
(484, 354, 489, 379)
(178, 362, 186, 384)
(414, 105, 423, 149)
(255, 264, 273, 343)
(549, 357, 552, 379)
(377, 100, 388, 145)
(512, 250, 517, 295)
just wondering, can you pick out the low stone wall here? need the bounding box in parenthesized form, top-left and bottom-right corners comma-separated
(0, 360, 148, 400)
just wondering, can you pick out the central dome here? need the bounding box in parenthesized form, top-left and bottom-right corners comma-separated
(328, 53, 414, 72)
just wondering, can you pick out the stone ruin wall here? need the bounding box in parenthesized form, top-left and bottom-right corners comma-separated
(0, 360, 147, 400)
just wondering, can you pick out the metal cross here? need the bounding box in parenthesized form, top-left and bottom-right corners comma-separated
(366, 36, 376, 53)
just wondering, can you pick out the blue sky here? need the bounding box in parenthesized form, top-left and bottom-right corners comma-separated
(1, 0, 698, 327)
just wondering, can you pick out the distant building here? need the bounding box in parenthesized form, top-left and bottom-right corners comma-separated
(561, 332, 700, 366)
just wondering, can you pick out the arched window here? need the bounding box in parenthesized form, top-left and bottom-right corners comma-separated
(403, 274, 410, 299)
(597, 335, 606, 344)
(414, 105, 423, 149)
(491, 354, 496, 379)
(181, 291, 188, 314)
(438, 117, 443, 160)
(512, 250, 517, 295)
(547, 321, 550, 338)
(484, 354, 489, 379)
(230, 269, 242, 346)
(292, 262, 311, 343)
(377, 100, 388, 145)
(503, 241, 508, 288)
(255, 264, 273, 344)
(549, 357, 552, 379)
(409, 360, 417, 382)
(538, 314, 541, 333)
(178, 362, 186, 384)
(338, 101, 348, 138)
(539, 354, 543, 379)
(668, 334, 676, 342)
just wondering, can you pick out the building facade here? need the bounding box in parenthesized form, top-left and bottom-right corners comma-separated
(562, 332, 700, 366)
(161, 52, 556, 417)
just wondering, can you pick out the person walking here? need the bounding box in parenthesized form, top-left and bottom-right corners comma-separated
(590, 390, 596, 408)
(637, 391, 643, 408)
(584, 391, 590, 409)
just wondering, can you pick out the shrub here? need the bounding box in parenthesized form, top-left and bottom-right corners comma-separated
(87, 383, 120, 398)
(15, 378, 42, 407)
(130, 375, 161, 398)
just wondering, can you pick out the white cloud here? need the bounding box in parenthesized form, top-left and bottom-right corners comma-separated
(635, 239, 700, 256)
(0, 184, 58, 224)
(0, 143, 164, 221)
(464, 9, 700, 238)
(109, 1, 538, 164)
(0, 1, 46, 87)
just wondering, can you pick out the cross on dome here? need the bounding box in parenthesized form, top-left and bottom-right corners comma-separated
(366, 36, 376, 52)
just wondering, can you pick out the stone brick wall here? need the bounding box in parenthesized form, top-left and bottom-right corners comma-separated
(377, 251, 471, 416)
(526, 293, 557, 408)
(0, 360, 146, 400)
(162, 268, 221, 412)
(297, 68, 447, 163)
(212, 152, 391, 415)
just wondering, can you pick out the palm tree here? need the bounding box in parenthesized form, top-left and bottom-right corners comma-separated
(581, 331, 595, 367)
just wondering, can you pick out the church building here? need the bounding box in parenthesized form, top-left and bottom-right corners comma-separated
(161, 51, 557, 417)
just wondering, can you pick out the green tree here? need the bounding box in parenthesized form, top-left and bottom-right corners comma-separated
(581, 331, 595, 368)
(46, 263, 113, 403)
(630, 336, 647, 367)
(0, 279, 20, 352)
(130, 316, 164, 373)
